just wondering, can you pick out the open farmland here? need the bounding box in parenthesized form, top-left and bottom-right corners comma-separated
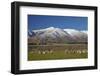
(28, 44, 88, 61)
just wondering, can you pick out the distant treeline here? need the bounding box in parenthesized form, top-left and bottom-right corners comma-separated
(66, 42, 88, 44)
(28, 42, 87, 45)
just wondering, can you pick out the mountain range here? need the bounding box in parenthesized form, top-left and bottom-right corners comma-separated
(28, 27, 87, 45)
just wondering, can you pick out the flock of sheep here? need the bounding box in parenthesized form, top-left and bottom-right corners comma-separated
(28, 44, 87, 55)
(29, 48, 87, 55)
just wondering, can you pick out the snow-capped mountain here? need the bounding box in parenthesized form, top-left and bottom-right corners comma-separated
(64, 29, 87, 42)
(28, 27, 87, 44)
(32, 27, 70, 38)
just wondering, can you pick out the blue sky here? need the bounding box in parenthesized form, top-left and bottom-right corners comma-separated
(28, 15, 88, 31)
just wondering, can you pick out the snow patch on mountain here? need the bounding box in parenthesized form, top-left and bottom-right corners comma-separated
(81, 31, 87, 34)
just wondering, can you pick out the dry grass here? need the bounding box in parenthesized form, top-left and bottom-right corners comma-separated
(28, 44, 88, 61)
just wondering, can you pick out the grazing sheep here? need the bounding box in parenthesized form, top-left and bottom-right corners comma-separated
(65, 49, 69, 54)
(82, 50, 87, 53)
(78, 51, 82, 54)
(76, 50, 81, 54)
(38, 51, 41, 54)
(50, 50, 53, 54)
(42, 51, 46, 54)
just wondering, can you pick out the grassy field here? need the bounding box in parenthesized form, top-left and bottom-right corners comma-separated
(28, 44, 88, 61)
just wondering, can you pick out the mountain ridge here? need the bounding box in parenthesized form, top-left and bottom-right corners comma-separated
(28, 27, 87, 45)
